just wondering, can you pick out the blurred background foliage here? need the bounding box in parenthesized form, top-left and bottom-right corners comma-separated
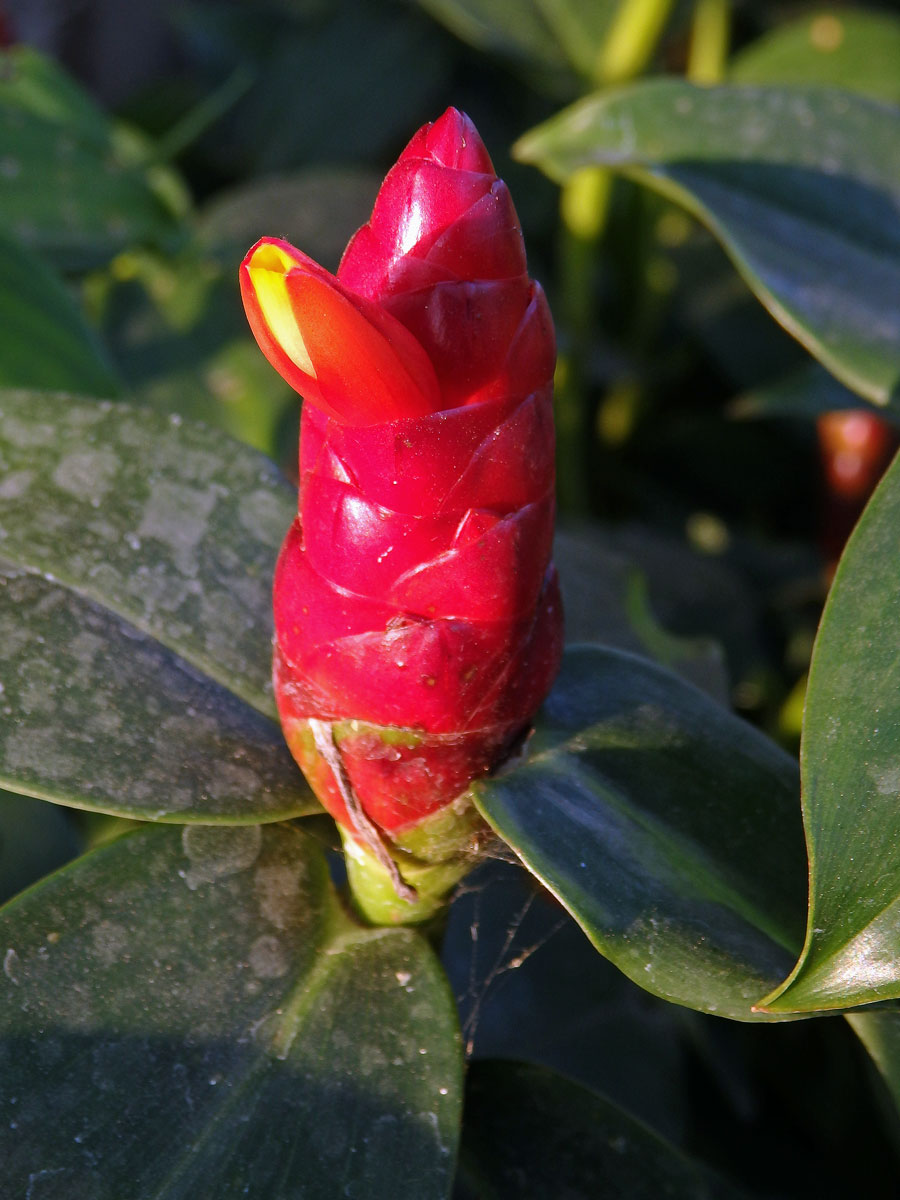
(2, 0, 900, 1193)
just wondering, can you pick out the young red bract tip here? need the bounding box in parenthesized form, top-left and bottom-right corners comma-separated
(241, 108, 563, 920)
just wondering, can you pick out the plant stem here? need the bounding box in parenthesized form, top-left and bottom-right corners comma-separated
(554, 0, 677, 513)
(687, 0, 730, 84)
(594, 0, 677, 86)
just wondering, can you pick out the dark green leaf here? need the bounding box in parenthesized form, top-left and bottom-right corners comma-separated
(0, 792, 83, 904)
(729, 361, 888, 422)
(193, 0, 452, 176)
(458, 1061, 747, 1199)
(555, 526, 728, 702)
(0, 390, 294, 717)
(516, 80, 900, 405)
(442, 860, 690, 1141)
(0, 236, 121, 396)
(412, 0, 618, 81)
(762, 450, 900, 1012)
(472, 646, 808, 1020)
(0, 823, 462, 1198)
(847, 1010, 900, 1118)
(412, 0, 568, 70)
(732, 10, 900, 106)
(196, 167, 381, 274)
(0, 567, 313, 821)
(0, 47, 186, 269)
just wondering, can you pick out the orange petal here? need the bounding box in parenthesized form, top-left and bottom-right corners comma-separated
(240, 238, 440, 425)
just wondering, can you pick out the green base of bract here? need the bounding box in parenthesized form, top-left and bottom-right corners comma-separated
(339, 825, 476, 926)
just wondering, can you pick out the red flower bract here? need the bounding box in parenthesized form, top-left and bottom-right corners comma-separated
(241, 108, 563, 899)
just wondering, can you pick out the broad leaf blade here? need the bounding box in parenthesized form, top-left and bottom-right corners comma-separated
(0, 390, 294, 718)
(0, 236, 121, 396)
(472, 646, 808, 1020)
(0, 824, 462, 1198)
(459, 1061, 747, 1199)
(0, 567, 314, 821)
(763, 450, 900, 1012)
(516, 80, 900, 406)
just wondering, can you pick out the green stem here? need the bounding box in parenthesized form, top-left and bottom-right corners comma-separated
(593, 0, 678, 86)
(556, 168, 613, 513)
(687, 0, 730, 84)
(339, 825, 475, 927)
(554, 0, 678, 513)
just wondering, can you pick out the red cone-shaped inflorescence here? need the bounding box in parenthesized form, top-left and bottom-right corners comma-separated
(241, 108, 562, 916)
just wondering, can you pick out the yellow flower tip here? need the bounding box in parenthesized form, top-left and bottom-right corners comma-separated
(244, 242, 317, 381)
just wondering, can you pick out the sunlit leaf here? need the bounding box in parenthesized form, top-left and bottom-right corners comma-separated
(0, 567, 314, 822)
(762, 450, 900, 1012)
(473, 646, 808, 1020)
(517, 80, 900, 406)
(0, 390, 293, 718)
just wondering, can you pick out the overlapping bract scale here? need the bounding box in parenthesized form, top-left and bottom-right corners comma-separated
(243, 108, 562, 841)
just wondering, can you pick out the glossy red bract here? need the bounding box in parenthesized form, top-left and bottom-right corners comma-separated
(242, 108, 563, 842)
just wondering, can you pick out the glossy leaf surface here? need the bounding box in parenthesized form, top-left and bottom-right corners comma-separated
(0, 390, 294, 717)
(763, 450, 900, 1012)
(0, 236, 121, 396)
(0, 823, 462, 1199)
(473, 646, 808, 1020)
(458, 1061, 747, 1199)
(516, 80, 900, 405)
(0, 567, 313, 821)
(0, 46, 185, 268)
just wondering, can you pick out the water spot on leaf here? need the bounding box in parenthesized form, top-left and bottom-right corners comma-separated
(248, 935, 288, 979)
(181, 825, 262, 890)
(254, 863, 304, 930)
(90, 920, 128, 966)
(52, 449, 119, 503)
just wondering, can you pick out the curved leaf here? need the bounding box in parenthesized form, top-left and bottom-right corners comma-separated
(458, 1061, 747, 1199)
(516, 80, 900, 406)
(732, 10, 900, 106)
(0, 236, 121, 396)
(0, 566, 314, 821)
(0, 390, 294, 718)
(0, 823, 462, 1199)
(472, 646, 808, 1020)
(763, 450, 900, 1012)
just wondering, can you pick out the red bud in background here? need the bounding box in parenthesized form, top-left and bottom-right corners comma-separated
(241, 109, 562, 922)
(817, 410, 898, 573)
